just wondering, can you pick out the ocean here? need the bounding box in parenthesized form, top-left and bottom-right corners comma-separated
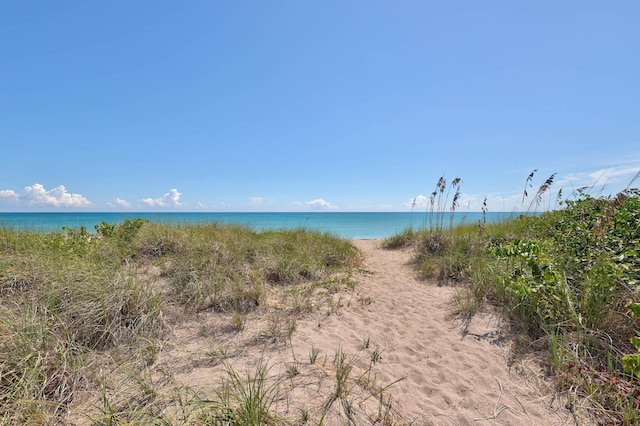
(0, 212, 520, 239)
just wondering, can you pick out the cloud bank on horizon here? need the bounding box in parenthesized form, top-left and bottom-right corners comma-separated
(140, 189, 184, 208)
(407, 165, 640, 213)
(0, 184, 92, 209)
(1, 164, 637, 212)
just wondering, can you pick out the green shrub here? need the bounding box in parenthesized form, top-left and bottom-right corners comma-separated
(390, 189, 640, 423)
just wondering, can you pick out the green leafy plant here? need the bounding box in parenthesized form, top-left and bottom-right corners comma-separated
(383, 174, 640, 424)
(622, 302, 640, 378)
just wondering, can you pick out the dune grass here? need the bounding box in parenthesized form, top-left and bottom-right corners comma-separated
(384, 176, 640, 424)
(0, 220, 360, 424)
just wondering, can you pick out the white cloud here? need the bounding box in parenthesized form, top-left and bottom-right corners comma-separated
(140, 189, 184, 208)
(383, 163, 638, 213)
(588, 166, 640, 185)
(304, 198, 338, 210)
(405, 192, 529, 212)
(406, 195, 429, 209)
(0, 189, 19, 200)
(107, 197, 132, 208)
(454, 192, 546, 212)
(481, 194, 525, 212)
(0, 183, 92, 208)
(249, 197, 264, 206)
(457, 194, 479, 211)
(377, 204, 394, 211)
(408, 193, 476, 211)
(558, 165, 640, 192)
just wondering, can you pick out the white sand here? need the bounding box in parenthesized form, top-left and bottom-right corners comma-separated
(154, 240, 580, 425)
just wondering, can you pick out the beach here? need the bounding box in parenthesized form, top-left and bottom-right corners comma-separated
(109, 239, 576, 425)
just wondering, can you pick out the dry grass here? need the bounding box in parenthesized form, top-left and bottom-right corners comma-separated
(0, 222, 366, 424)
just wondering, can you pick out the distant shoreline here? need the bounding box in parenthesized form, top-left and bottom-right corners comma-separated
(0, 211, 526, 240)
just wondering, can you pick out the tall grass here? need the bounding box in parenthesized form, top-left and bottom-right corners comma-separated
(137, 223, 359, 311)
(384, 175, 640, 424)
(198, 361, 280, 425)
(0, 221, 360, 423)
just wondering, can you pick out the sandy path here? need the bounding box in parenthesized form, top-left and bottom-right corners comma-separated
(270, 239, 573, 425)
(313, 240, 575, 425)
(157, 240, 579, 425)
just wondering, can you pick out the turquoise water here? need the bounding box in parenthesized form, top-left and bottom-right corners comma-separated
(0, 212, 520, 239)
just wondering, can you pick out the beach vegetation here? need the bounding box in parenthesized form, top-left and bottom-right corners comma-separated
(0, 221, 359, 423)
(384, 174, 640, 424)
(198, 360, 281, 425)
(309, 344, 320, 365)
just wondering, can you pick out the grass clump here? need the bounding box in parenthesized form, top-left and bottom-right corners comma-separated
(136, 224, 359, 312)
(0, 304, 81, 424)
(198, 361, 281, 425)
(0, 220, 162, 423)
(380, 228, 416, 250)
(384, 174, 640, 424)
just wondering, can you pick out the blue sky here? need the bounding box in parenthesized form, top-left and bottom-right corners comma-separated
(1, 1, 638, 212)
